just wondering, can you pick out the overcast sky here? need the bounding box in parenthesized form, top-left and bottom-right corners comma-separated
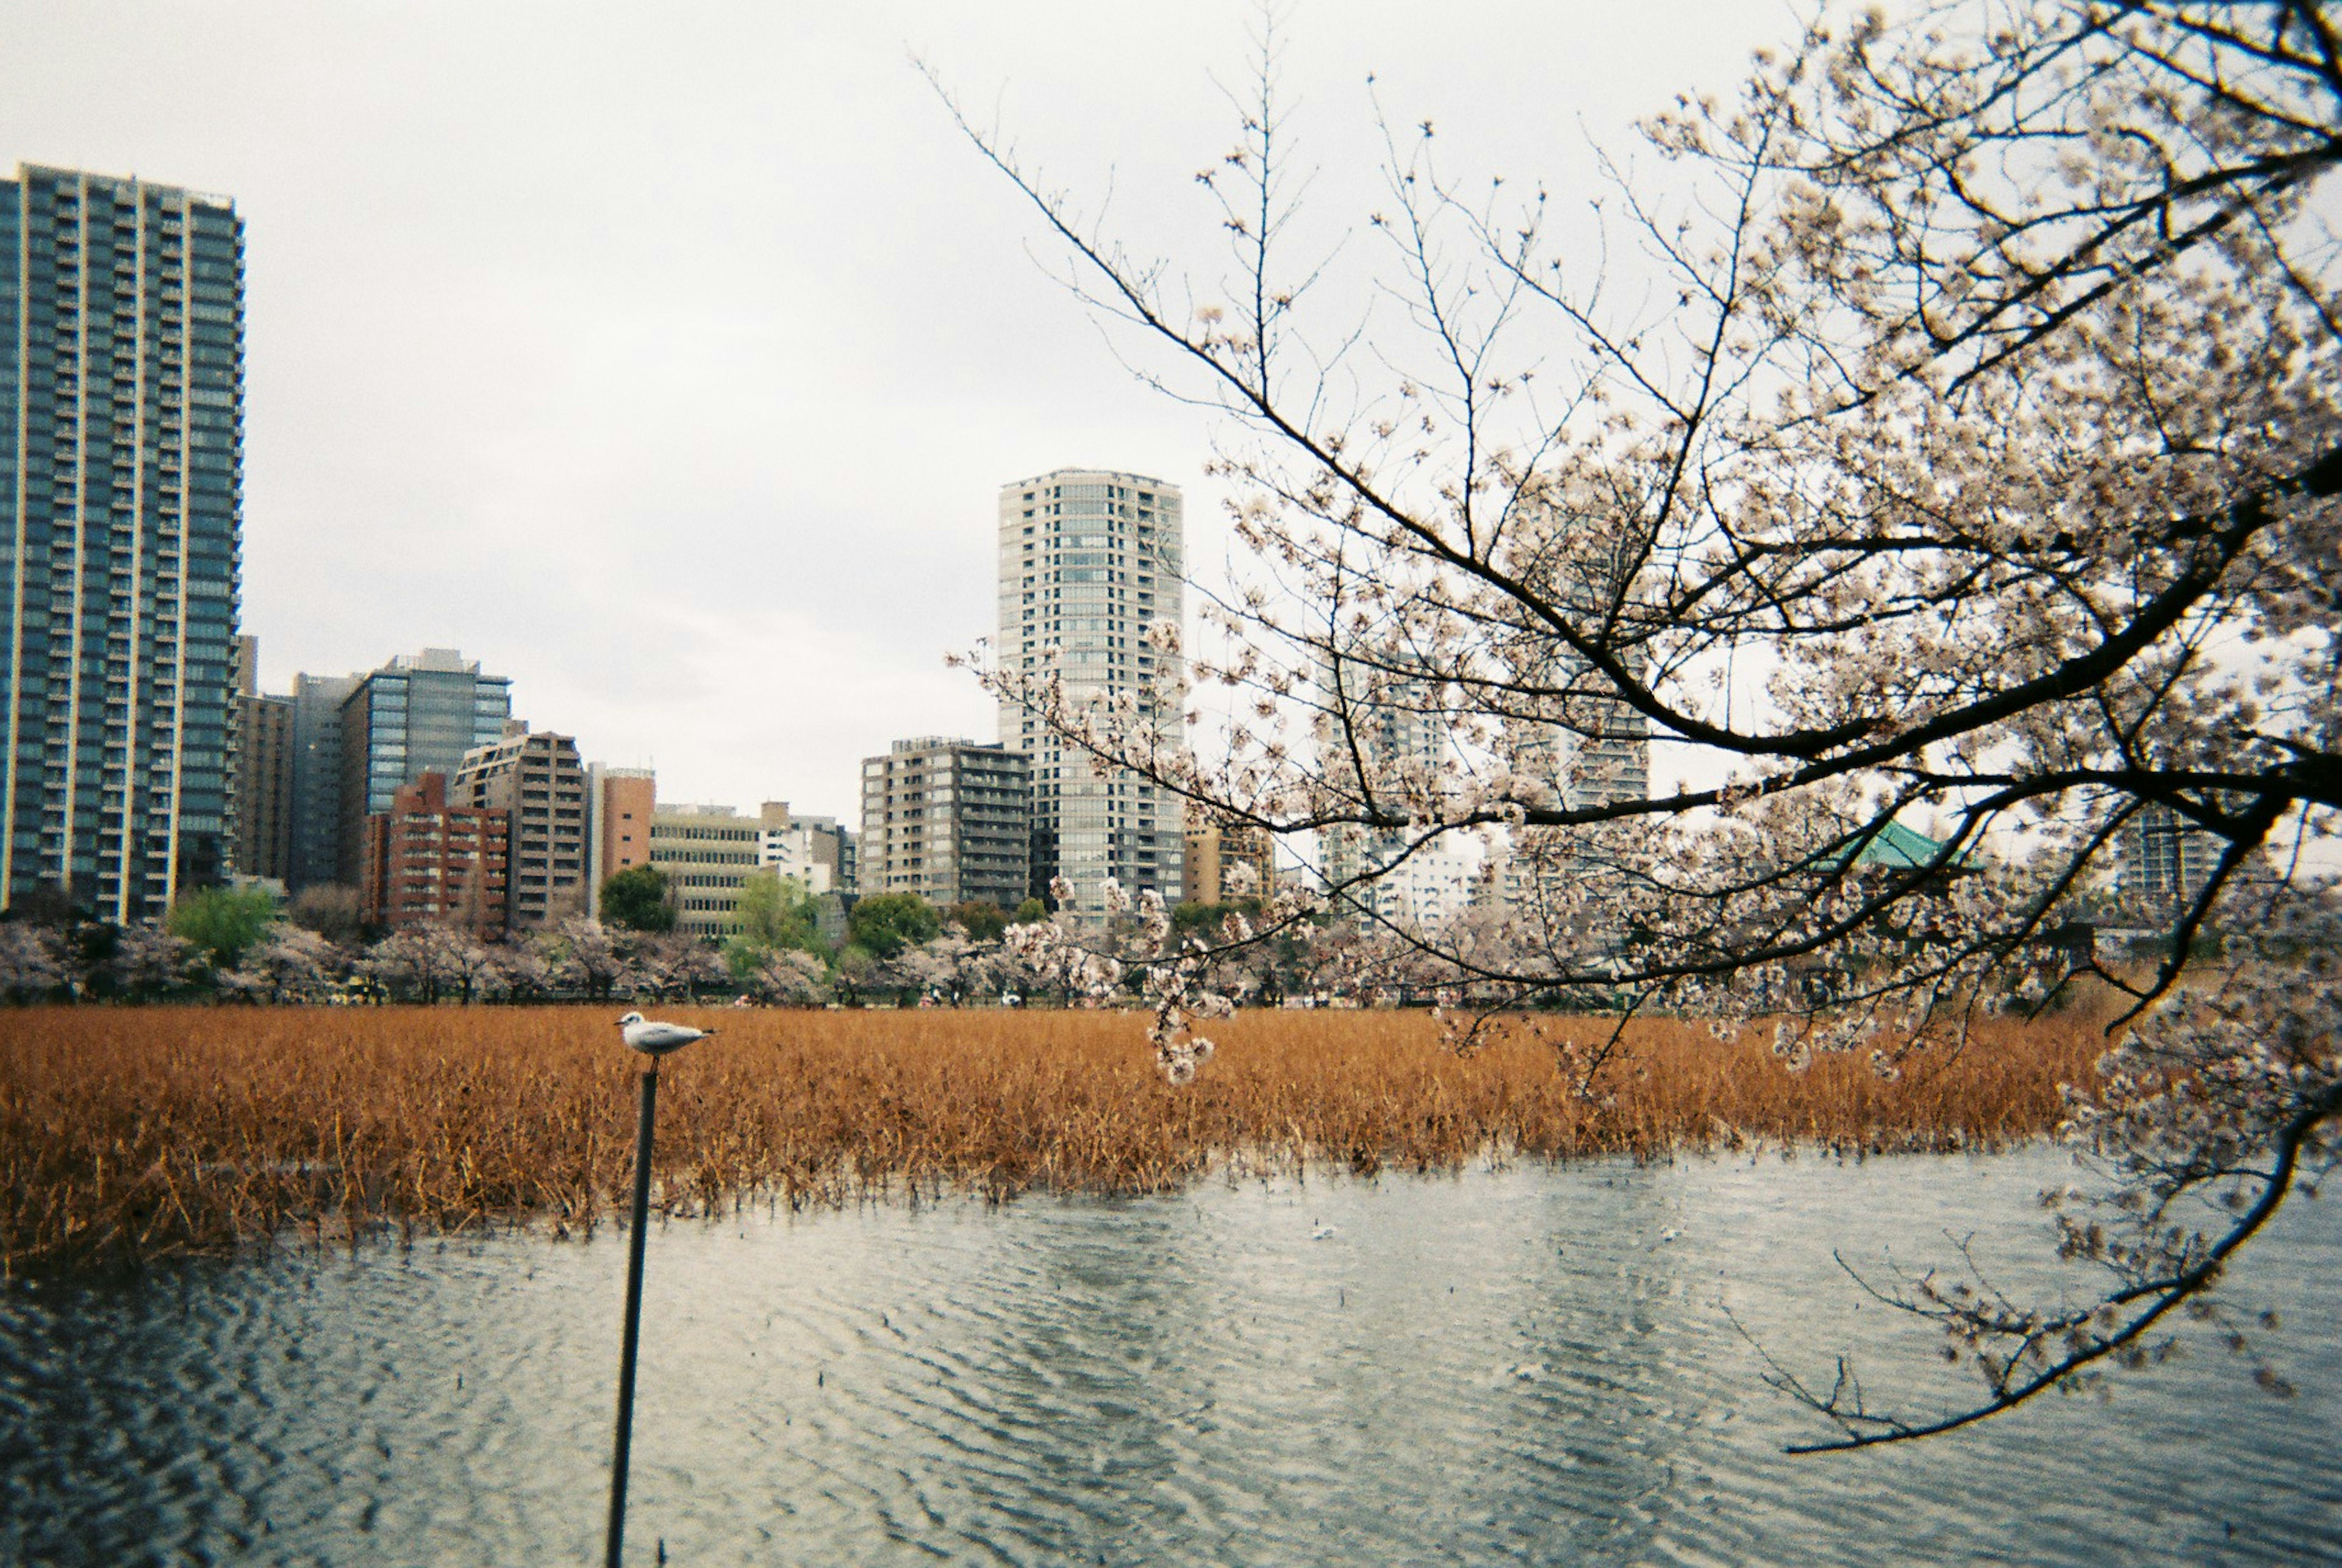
(4, 1, 1802, 820)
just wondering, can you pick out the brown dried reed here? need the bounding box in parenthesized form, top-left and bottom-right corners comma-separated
(0, 1003, 2110, 1275)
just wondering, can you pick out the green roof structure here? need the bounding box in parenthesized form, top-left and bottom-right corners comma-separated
(1847, 818, 1964, 870)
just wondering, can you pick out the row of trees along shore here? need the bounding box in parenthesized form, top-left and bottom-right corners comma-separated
(0, 867, 1340, 1009)
(922, 0, 2342, 1450)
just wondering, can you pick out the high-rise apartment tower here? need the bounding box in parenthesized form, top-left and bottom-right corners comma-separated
(995, 468, 1184, 918)
(1313, 642, 1446, 898)
(2124, 803, 2221, 912)
(0, 165, 245, 917)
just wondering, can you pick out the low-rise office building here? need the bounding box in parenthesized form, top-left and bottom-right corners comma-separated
(650, 801, 787, 936)
(758, 804, 857, 896)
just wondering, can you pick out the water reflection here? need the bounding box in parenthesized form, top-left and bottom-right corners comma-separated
(1, 1151, 2333, 1564)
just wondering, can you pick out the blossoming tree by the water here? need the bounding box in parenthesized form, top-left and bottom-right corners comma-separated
(939, 0, 2342, 1447)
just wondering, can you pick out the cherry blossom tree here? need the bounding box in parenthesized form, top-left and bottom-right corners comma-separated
(359, 926, 482, 1005)
(541, 917, 637, 1003)
(489, 942, 556, 1003)
(998, 886, 1130, 1008)
(0, 923, 68, 1004)
(220, 923, 342, 1004)
(632, 931, 729, 1003)
(747, 946, 831, 1006)
(104, 923, 202, 1001)
(893, 925, 1000, 1005)
(941, 0, 2342, 1445)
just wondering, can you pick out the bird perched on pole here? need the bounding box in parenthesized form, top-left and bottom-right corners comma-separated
(604, 1008, 712, 1566)
(615, 1011, 712, 1056)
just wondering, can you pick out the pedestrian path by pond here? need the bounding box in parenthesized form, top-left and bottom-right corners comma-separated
(1, 1150, 2335, 1564)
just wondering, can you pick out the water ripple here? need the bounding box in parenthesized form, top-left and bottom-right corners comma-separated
(1, 1151, 2335, 1564)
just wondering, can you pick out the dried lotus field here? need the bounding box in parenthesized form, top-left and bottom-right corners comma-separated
(0, 1003, 2109, 1275)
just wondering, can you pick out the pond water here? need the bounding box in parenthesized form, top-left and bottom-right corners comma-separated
(1, 1150, 2335, 1566)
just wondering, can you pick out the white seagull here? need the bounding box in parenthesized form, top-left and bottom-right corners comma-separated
(616, 1011, 713, 1056)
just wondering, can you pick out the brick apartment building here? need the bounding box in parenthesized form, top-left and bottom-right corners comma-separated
(359, 772, 510, 939)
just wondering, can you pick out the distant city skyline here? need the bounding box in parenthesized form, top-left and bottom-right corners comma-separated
(0, 2, 1794, 824)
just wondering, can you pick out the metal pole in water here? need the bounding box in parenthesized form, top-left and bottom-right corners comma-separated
(606, 1060, 659, 1567)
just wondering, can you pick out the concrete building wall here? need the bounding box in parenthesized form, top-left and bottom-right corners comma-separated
(586, 765, 655, 918)
(759, 806, 833, 895)
(1183, 811, 1276, 906)
(758, 806, 853, 898)
(234, 690, 295, 885)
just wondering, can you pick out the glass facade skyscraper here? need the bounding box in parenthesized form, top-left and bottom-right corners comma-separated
(334, 650, 512, 885)
(287, 670, 359, 891)
(996, 468, 1184, 918)
(0, 165, 245, 919)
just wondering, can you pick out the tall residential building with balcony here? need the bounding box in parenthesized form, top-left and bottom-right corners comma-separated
(1520, 659, 1651, 814)
(1313, 643, 1445, 900)
(860, 737, 1030, 908)
(453, 724, 586, 929)
(648, 800, 782, 936)
(335, 648, 511, 886)
(2124, 803, 2221, 913)
(1506, 508, 1653, 816)
(995, 468, 1183, 918)
(359, 770, 509, 939)
(0, 165, 245, 918)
